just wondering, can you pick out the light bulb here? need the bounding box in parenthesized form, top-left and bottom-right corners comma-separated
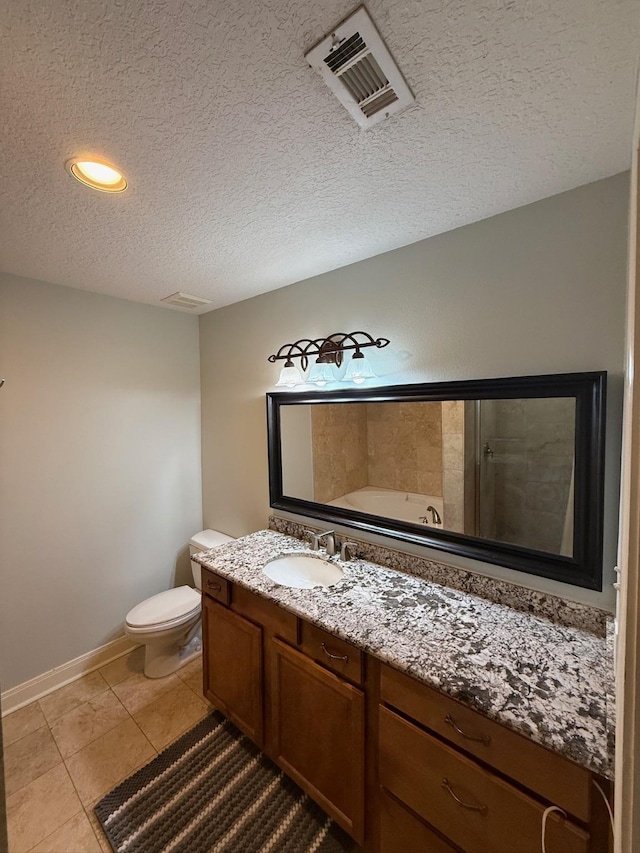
(275, 361, 305, 388)
(342, 352, 376, 384)
(66, 158, 128, 193)
(307, 359, 335, 387)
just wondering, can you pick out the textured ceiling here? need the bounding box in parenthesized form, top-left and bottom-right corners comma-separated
(0, 0, 638, 311)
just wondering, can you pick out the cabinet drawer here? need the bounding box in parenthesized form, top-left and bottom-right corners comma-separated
(231, 585, 298, 644)
(201, 569, 230, 605)
(380, 663, 590, 822)
(300, 621, 363, 685)
(379, 788, 460, 853)
(379, 706, 590, 853)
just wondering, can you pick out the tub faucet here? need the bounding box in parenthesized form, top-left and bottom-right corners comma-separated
(421, 505, 442, 525)
(310, 530, 337, 556)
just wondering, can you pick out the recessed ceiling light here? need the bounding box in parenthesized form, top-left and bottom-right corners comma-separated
(65, 158, 128, 193)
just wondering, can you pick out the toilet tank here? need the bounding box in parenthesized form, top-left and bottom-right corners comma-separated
(189, 529, 235, 589)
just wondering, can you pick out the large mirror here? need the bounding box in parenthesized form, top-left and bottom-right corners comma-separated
(267, 372, 606, 589)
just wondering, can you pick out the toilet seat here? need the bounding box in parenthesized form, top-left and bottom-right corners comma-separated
(125, 586, 201, 632)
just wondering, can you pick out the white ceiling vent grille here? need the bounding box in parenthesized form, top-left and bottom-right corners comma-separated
(305, 6, 414, 129)
(160, 292, 213, 310)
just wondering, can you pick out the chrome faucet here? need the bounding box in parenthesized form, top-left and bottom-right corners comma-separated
(420, 505, 442, 525)
(310, 529, 337, 556)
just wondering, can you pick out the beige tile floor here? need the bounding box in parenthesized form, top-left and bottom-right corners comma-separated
(3, 648, 209, 852)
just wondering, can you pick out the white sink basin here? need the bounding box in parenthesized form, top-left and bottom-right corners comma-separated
(263, 553, 344, 589)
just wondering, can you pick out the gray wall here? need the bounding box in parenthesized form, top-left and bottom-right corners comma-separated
(0, 275, 203, 690)
(199, 173, 629, 610)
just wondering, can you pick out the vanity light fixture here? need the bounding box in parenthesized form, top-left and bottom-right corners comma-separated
(341, 349, 376, 384)
(275, 359, 305, 388)
(269, 331, 390, 387)
(307, 358, 336, 387)
(65, 158, 128, 193)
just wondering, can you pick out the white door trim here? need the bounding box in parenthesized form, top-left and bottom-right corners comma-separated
(614, 69, 640, 853)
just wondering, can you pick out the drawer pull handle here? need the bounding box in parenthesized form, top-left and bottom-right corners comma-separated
(445, 714, 491, 747)
(206, 580, 222, 591)
(321, 642, 348, 662)
(442, 779, 488, 815)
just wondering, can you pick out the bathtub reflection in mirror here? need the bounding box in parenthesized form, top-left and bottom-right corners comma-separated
(280, 398, 576, 557)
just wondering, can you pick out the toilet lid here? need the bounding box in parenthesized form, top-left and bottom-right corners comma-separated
(126, 586, 201, 629)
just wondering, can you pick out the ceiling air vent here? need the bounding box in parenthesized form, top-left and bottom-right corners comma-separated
(305, 6, 414, 129)
(160, 292, 213, 310)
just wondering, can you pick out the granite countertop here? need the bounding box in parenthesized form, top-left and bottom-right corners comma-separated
(195, 529, 614, 779)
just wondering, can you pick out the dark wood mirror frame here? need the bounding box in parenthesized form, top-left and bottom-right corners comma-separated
(267, 372, 606, 590)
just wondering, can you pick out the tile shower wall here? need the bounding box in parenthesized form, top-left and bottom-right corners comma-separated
(366, 402, 443, 495)
(441, 400, 465, 533)
(479, 398, 575, 553)
(308, 397, 571, 547)
(311, 404, 368, 503)
(311, 402, 445, 503)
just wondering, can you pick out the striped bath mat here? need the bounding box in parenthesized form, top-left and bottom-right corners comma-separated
(94, 711, 354, 853)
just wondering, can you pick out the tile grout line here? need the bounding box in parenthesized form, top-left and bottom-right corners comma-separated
(9, 761, 86, 853)
(2, 702, 48, 750)
(39, 680, 112, 728)
(61, 703, 154, 809)
(51, 687, 131, 761)
(5, 653, 205, 851)
(82, 806, 106, 853)
(114, 670, 202, 718)
(24, 808, 97, 853)
(132, 713, 161, 757)
(56, 713, 91, 827)
(4, 712, 68, 801)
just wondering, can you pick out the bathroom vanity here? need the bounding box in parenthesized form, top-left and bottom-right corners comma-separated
(195, 529, 613, 853)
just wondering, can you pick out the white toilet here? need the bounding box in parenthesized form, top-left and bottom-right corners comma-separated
(124, 529, 234, 678)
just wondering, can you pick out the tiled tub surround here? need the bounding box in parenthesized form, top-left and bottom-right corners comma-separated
(195, 529, 614, 780)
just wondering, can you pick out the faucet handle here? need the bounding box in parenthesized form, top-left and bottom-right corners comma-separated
(340, 541, 359, 561)
(308, 530, 322, 550)
(309, 529, 336, 556)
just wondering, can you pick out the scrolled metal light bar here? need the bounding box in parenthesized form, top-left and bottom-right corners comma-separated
(268, 331, 390, 372)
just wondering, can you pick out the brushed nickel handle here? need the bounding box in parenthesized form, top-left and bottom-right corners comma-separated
(445, 714, 491, 747)
(442, 779, 488, 815)
(321, 642, 348, 662)
(206, 580, 222, 591)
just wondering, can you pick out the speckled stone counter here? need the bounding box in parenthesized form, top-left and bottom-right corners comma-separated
(195, 529, 614, 779)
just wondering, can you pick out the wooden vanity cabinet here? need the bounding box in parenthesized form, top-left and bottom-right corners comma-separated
(201, 571, 611, 853)
(379, 705, 590, 853)
(299, 620, 364, 685)
(270, 637, 366, 843)
(201, 572, 365, 843)
(379, 662, 592, 822)
(201, 595, 264, 745)
(377, 662, 611, 853)
(379, 789, 461, 853)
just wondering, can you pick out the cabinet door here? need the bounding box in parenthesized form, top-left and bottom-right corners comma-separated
(271, 637, 365, 844)
(202, 596, 263, 746)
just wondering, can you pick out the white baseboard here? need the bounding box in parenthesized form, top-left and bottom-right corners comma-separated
(1, 635, 140, 716)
